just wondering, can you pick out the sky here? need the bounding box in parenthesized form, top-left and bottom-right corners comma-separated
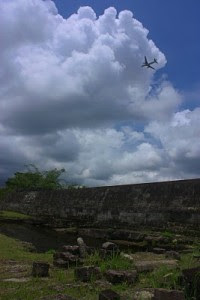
(0, 0, 200, 187)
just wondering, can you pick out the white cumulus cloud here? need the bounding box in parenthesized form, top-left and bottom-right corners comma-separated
(0, 0, 199, 186)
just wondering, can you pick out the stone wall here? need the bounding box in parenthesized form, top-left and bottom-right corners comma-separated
(1, 179, 200, 229)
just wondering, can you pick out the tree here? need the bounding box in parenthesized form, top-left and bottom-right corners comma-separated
(5, 164, 66, 191)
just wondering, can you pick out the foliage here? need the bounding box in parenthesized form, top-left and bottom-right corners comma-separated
(5, 164, 65, 191)
(0, 187, 10, 200)
(2, 164, 85, 192)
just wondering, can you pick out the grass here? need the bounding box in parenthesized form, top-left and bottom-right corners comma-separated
(0, 233, 139, 300)
(137, 247, 200, 299)
(0, 231, 200, 300)
(0, 210, 32, 220)
(160, 230, 174, 239)
(0, 234, 134, 299)
(0, 233, 98, 300)
(84, 250, 134, 272)
(0, 276, 98, 300)
(138, 265, 181, 290)
(180, 252, 199, 269)
(0, 233, 52, 263)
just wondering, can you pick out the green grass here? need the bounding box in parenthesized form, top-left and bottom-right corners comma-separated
(0, 276, 98, 300)
(0, 231, 200, 300)
(0, 233, 52, 263)
(0, 233, 99, 300)
(180, 252, 199, 269)
(84, 250, 134, 272)
(0, 210, 32, 220)
(137, 248, 200, 299)
(160, 230, 174, 239)
(138, 265, 181, 290)
(0, 235, 137, 300)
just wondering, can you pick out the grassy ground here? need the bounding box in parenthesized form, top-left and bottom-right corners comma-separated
(0, 231, 200, 300)
(0, 233, 136, 300)
(0, 210, 32, 220)
(0, 233, 98, 300)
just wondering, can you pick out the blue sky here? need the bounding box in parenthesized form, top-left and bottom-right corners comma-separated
(0, 0, 199, 186)
(54, 0, 200, 94)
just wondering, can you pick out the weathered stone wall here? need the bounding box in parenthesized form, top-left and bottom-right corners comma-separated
(1, 179, 200, 229)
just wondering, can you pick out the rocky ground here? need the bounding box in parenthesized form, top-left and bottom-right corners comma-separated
(0, 211, 200, 299)
(0, 224, 200, 300)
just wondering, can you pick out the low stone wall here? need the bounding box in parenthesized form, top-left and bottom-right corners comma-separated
(1, 179, 200, 230)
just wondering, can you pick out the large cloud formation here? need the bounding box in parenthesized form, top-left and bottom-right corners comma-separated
(0, 0, 199, 186)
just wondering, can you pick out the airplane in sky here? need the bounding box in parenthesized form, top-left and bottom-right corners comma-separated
(141, 56, 158, 70)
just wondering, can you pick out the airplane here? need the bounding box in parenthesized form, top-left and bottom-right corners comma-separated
(141, 56, 158, 70)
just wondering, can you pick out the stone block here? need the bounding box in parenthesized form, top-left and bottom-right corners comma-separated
(99, 289, 120, 300)
(95, 279, 112, 289)
(152, 248, 166, 254)
(54, 251, 78, 262)
(32, 261, 49, 277)
(102, 242, 119, 252)
(165, 251, 180, 260)
(182, 266, 200, 281)
(62, 245, 79, 255)
(145, 236, 165, 244)
(135, 260, 177, 273)
(74, 266, 101, 282)
(105, 269, 137, 284)
(153, 288, 185, 300)
(101, 242, 120, 258)
(133, 290, 154, 300)
(120, 252, 134, 261)
(193, 254, 200, 260)
(53, 252, 79, 267)
(53, 258, 70, 268)
(41, 294, 77, 300)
